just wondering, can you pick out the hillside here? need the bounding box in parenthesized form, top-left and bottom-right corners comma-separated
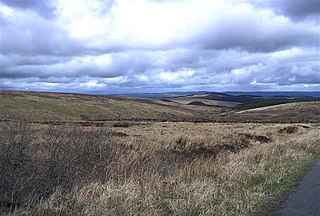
(191, 92, 262, 102)
(1, 90, 319, 123)
(229, 101, 320, 123)
(237, 101, 320, 115)
(151, 97, 238, 107)
(0, 90, 225, 121)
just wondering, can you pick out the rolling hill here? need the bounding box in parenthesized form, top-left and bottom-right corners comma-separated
(0, 90, 224, 121)
(0, 90, 319, 123)
(227, 101, 320, 123)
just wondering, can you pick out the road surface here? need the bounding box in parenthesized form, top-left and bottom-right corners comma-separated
(274, 158, 320, 216)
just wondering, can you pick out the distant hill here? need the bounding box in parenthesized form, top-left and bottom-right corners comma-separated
(0, 90, 223, 122)
(114, 91, 320, 104)
(187, 92, 261, 102)
(0, 91, 173, 121)
(109, 92, 197, 98)
(0, 90, 319, 123)
(110, 91, 320, 99)
(233, 97, 320, 110)
(225, 91, 320, 98)
(230, 101, 320, 123)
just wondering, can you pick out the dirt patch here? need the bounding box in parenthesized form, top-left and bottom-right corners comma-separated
(239, 133, 272, 143)
(161, 99, 173, 102)
(170, 142, 250, 160)
(187, 101, 209, 106)
(278, 126, 299, 134)
(79, 122, 106, 127)
(298, 125, 310, 129)
(166, 135, 253, 161)
(113, 122, 131, 128)
(166, 133, 272, 161)
(108, 131, 129, 137)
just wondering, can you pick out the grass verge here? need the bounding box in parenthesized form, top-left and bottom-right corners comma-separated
(251, 145, 320, 215)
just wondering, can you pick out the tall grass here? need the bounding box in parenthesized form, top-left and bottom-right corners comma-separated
(0, 122, 319, 215)
(0, 122, 116, 205)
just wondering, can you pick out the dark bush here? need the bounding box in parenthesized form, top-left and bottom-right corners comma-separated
(113, 122, 131, 128)
(79, 113, 91, 121)
(278, 126, 299, 134)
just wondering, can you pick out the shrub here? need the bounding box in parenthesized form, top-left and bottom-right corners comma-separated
(278, 126, 299, 134)
(113, 122, 131, 128)
(79, 114, 91, 121)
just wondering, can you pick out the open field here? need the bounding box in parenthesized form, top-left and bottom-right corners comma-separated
(0, 90, 224, 122)
(1, 121, 319, 215)
(1, 90, 319, 123)
(0, 90, 320, 215)
(2, 0, 319, 214)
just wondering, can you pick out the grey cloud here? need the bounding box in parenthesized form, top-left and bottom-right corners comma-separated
(270, 0, 320, 20)
(0, 51, 153, 80)
(0, 15, 86, 56)
(0, 0, 319, 93)
(1, 47, 319, 91)
(126, 48, 320, 88)
(0, 0, 55, 18)
(0, 54, 70, 67)
(194, 13, 319, 52)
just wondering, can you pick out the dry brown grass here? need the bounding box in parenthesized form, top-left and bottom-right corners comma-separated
(231, 101, 320, 123)
(0, 90, 225, 122)
(1, 122, 319, 216)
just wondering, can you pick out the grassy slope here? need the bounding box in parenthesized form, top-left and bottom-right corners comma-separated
(227, 101, 320, 123)
(153, 97, 238, 107)
(0, 90, 216, 121)
(3, 123, 320, 216)
(234, 98, 320, 110)
(2, 90, 319, 123)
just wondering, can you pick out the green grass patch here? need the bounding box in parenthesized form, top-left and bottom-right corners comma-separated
(251, 145, 320, 216)
(234, 98, 320, 110)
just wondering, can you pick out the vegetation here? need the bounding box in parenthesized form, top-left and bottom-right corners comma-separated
(1, 122, 319, 215)
(229, 101, 320, 123)
(1, 90, 319, 215)
(0, 90, 215, 122)
(234, 97, 320, 110)
(1, 90, 320, 124)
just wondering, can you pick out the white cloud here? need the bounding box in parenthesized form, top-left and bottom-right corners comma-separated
(49, 0, 319, 51)
(80, 80, 107, 89)
(156, 69, 196, 84)
(0, 0, 319, 93)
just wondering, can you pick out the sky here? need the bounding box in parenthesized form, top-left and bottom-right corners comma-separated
(0, 0, 319, 94)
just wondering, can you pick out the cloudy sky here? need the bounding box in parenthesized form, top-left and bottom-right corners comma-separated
(0, 0, 319, 93)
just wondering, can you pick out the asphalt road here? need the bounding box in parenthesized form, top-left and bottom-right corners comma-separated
(274, 158, 320, 216)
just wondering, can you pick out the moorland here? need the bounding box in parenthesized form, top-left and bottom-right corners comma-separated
(0, 90, 319, 215)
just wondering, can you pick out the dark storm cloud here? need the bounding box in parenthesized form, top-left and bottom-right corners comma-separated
(190, 3, 319, 52)
(270, 0, 320, 20)
(199, 22, 318, 52)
